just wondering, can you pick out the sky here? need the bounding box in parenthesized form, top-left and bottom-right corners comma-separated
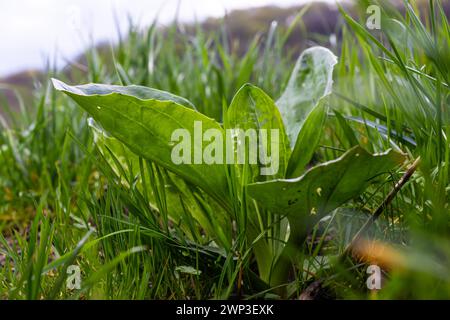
(0, 0, 336, 77)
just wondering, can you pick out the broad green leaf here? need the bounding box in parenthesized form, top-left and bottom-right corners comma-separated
(226, 84, 290, 181)
(52, 79, 230, 209)
(225, 84, 291, 282)
(88, 117, 141, 179)
(89, 119, 232, 246)
(286, 99, 327, 178)
(89, 118, 231, 248)
(54, 80, 196, 109)
(276, 47, 337, 148)
(248, 146, 405, 244)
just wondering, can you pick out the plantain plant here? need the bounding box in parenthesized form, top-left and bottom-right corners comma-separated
(53, 46, 405, 295)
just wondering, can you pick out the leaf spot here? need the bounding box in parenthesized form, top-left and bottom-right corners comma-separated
(316, 187, 322, 196)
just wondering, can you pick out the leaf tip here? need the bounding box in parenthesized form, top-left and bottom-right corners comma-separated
(51, 78, 66, 92)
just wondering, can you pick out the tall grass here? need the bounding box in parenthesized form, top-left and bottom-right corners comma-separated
(1, 0, 449, 299)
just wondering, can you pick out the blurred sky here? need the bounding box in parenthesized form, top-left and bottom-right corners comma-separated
(0, 0, 336, 77)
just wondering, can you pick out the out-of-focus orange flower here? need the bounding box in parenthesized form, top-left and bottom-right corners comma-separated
(350, 238, 406, 270)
